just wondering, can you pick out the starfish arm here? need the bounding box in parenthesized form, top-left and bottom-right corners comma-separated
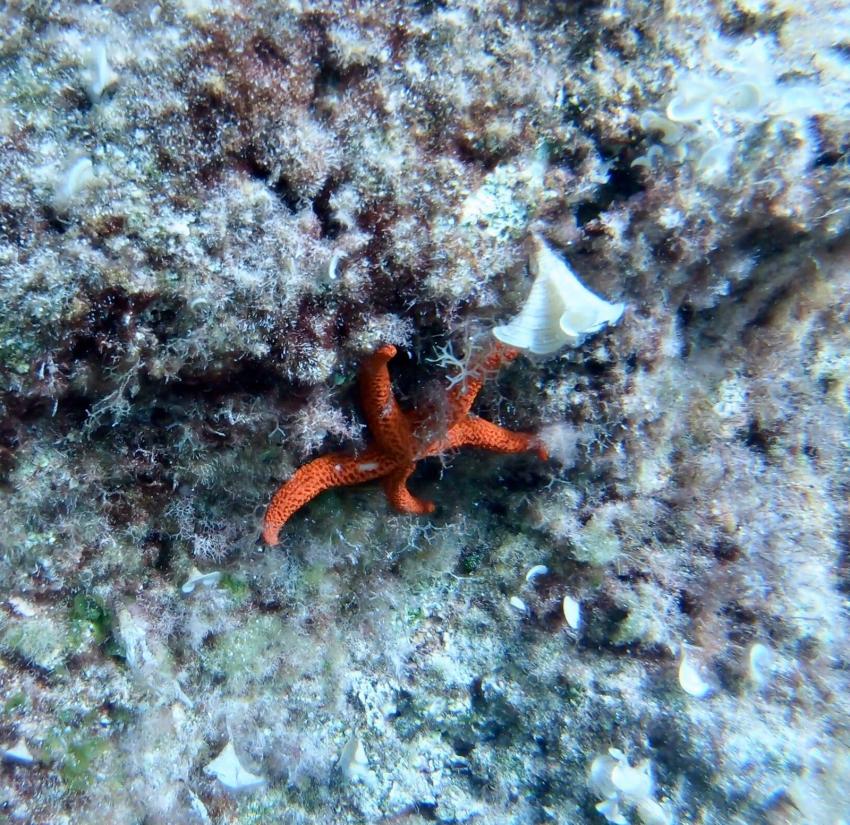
(262, 448, 397, 545)
(446, 342, 520, 423)
(358, 344, 415, 461)
(382, 463, 435, 515)
(262, 342, 541, 545)
(443, 415, 548, 459)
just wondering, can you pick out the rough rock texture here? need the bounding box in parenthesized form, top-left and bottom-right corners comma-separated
(1, 1, 848, 823)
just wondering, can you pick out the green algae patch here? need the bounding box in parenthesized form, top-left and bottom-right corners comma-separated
(69, 594, 113, 642)
(3, 692, 26, 714)
(44, 730, 111, 794)
(219, 573, 250, 602)
(68, 594, 125, 660)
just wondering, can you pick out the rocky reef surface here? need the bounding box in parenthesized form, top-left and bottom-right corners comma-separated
(1, 1, 849, 823)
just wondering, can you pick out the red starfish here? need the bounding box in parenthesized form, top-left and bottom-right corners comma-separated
(261, 340, 547, 545)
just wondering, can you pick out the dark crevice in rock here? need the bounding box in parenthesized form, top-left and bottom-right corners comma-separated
(576, 156, 646, 227)
(312, 178, 343, 239)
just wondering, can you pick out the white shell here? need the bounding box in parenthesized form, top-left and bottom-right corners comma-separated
(665, 93, 711, 123)
(509, 596, 527, 613)
(326, 248, 348, 281)
(665, 76, 717, 122)
(562, 595, 581, 629)
(205, 741, 265, 792)
(639, 111, 684, 145)
(611, 759, 652, 800)
(493, 235, 624, 355)
(54, 157, 95, 210)
(631, 145, 667, 170)
(588, 752, 619, 798)
(678, 649, 712, 698)
(590, 749, 662, 824)
(181, 567, 222, 594)
(339, 736, 375, 787)
(637, 798, 672, 825)
(85, 43, 119, 102)
(748, 642, 773, 686)
(525, 564, 549, 582)
(2, 739, 35, 766)
(595, 798, 628, 825)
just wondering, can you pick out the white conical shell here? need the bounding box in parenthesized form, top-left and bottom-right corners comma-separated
(493, 235, 624, 355)
(205, 741, 265, 792)
(339, 735, 377, 788)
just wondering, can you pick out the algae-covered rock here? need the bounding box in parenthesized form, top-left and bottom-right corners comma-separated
(0, 0, 848, 823)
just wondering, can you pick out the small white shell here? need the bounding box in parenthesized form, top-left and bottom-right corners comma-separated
(590, 750, 662, 824)
(665, 76, 716, 122)
(181, 567, 222, 594)
(509, 596, 527, 613)
(588, 752, 620, 798)
(525, 564, 549, 582)
(493, 235, 624, 355)
(205, 741, 265, 792)
(85, 43, 119, 102)
(562, 594, 581, 629)
(665, 94, 711, 123)
(339, 736, 375, 787)
(631, 145, 667, 170)
(611, 759, 652, 801)
(678, 649, 712, 698)
(636, 797, 672, 825)
(2, 739, 35, 766)
(639, 111, 684, 145)
(595, 798, 628, 825)
(326, 249, 348, 281)
(54, 157, 95, 211)
(189, 295, 212, 311)
(748, 642, 773, 686)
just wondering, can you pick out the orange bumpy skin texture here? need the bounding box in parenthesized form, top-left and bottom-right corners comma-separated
(262, 341, 547, 545)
